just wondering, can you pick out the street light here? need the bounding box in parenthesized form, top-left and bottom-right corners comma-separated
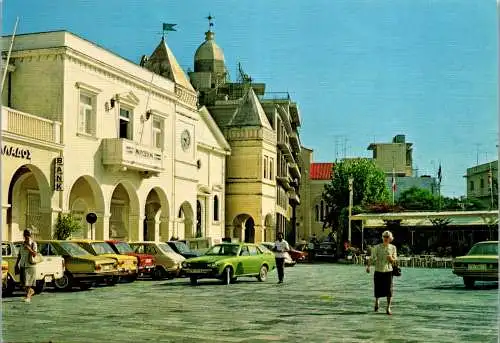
(348, 177, 354, 243)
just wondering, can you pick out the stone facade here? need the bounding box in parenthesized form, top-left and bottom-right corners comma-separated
(1, 31, 230, 243)
(368, 134, 413, 177)
(466, 160, 498, 209)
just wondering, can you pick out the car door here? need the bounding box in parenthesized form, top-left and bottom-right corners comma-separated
(247, 245, 261, 274)
(237, 245, 252, 275)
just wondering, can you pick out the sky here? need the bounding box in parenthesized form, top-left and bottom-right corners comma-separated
(2, 0, 498, 197)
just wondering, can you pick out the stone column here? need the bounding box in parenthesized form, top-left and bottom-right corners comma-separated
(254, 224, 264, 243)
(1, 205, 11, 241)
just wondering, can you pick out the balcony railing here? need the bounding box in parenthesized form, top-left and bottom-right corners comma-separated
(101, 138, 164, 176)
(289, 132, 301, 153)
(1, 106, 61, 144)
(289, 162, 302, 180)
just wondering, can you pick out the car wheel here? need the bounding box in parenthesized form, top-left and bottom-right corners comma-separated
(125, 274, 138, 283)
(257, 265, 268, 282)
(2, 276, 15, 297)
(463, 277, 475, 289)
(54, 272, 73, 291)
(189, 277, 198, 286)
(153, 267, 166, 280)
(221, 266, 234, 285)
(34, 280, 46, 294)
(106, 276, 119, 286)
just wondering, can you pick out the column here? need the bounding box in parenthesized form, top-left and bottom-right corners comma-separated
(2, 205, 11, 241)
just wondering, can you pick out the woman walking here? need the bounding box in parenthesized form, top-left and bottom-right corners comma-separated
(15, 229, 38, 303)
(366, 230, 397, 315)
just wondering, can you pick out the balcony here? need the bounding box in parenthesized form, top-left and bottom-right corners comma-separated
(289, 162, 301, 180)
(288, 189, 300, 204)
(277, 174, 294, 191)
(289, 103, 301, 127)
(277, 141, 293, 162)
(101, 138, 164, 176)
(289, 132, 301, 153)
(1, 106, 61, 144)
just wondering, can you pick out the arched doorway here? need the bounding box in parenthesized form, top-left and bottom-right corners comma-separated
(109, 182, 140, 241)
(143, 188, 169, 241)
(178, 201, 194, 239)
(7, 165, 51, 240)
(68, 175, 105, 239)
(232, 214, 255, 243)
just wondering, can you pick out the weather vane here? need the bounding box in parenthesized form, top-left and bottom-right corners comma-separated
(206, 14, 215, 31)
(161, 23, 177, 39)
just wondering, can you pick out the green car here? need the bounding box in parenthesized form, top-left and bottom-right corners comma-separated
(181, 243, 276, 285)
(452, 241, 498, 288)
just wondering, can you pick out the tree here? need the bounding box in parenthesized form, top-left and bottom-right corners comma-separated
(397, 187, 437, 210)
(322, 158, 390, 232)
(53, 213, 83, 240)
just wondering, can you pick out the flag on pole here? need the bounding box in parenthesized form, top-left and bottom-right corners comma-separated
(163, 23, 177, 32)
(438, 164, 442, 184)
(392, 168, 397, 193)
(488, 163, 493, 188)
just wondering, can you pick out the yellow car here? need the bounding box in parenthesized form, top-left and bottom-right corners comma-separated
(452, 241, 498, 288)
(129, 242, 185, 280)
(72, 240, 138, 283)
(38, 240, 117, 291)
(2, 260, 14, 297)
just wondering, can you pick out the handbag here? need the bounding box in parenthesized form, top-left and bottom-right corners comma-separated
(28, 243, 43, 265)
(392, 263, 401, 277)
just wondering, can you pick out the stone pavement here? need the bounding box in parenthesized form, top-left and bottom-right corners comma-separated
(1, 264, 498, 343)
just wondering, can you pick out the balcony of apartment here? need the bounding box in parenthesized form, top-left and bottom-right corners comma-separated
(1, 106, 62, 145)
(289, 102, 301, 127)
(288, 189, 300, 204)
(289, 162, 302, 180)
(277, 138, 294, 162)
(289, 131, 301, 153)
(101, 138, 164, 177)
(276, 173, 294, 191)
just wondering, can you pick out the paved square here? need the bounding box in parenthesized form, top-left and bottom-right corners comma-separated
(2, 264, 498, 342)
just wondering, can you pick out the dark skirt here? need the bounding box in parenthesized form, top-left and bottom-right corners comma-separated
(374, 271, 393, 298)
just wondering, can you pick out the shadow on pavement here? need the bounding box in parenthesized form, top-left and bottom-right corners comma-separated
(151, 279, 263, 287)
(426, 282, 498, 291)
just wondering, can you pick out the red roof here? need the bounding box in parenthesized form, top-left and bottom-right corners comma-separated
(310, 163, 334, 180)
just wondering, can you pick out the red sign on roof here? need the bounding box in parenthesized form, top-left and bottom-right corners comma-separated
(310, 163, 334, 180)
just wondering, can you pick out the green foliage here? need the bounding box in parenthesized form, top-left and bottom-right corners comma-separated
(53, 213, 83, 240)
(322, 158, 389, 229)
(397, 187, 437, 210)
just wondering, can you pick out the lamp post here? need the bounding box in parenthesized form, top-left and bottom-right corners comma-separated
(348, 177, 354, 243)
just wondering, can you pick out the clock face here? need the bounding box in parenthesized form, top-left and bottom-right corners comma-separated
(181, 130, 191, 151)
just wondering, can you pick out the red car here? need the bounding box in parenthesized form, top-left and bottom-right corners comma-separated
(106, 240, 156, 279)
(289, 246, 308, 262)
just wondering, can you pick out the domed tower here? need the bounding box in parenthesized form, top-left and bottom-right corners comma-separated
(189, 15, 228, 92)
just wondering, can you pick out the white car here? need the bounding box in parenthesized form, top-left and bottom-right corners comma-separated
(2, 241, 65, 294)
(259, 242, 296, 267)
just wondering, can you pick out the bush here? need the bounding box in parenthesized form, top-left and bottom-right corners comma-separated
(53, 213, 83, 240)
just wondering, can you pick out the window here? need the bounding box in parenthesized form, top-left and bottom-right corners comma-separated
(470, 180, 474, 191)
(248, 245, 259, 255)
(213, 195, 219, 221)
(315, 205, 319, 222)
(145, 245, 158, 255)
(320, 200, 325, 220)
(269, 158, 274, 179)
(152, 117, 163, 149)
(264, 156, 268, 178)
(240, 246, 250, 256)
(79, 93, 95, 135)
(119, 107, 132, 139)
(480, 178, 484, 189)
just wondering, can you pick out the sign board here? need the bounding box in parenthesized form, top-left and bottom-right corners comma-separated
(1, 144, 32, 160)
(54, 157, 64, 191)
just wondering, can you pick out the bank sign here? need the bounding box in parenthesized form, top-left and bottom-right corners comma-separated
(54, 157, 64, 191)
(1, 144, 32, 160)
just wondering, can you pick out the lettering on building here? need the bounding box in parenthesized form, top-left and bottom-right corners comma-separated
(125, 145, 161, 161)
(54, 157, 64, 191)
(1, 145, 32, 160)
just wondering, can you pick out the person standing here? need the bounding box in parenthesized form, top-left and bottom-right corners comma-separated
(273, 232, 290, 284)
(366, 230, 397, 315)
(15, 229, 38, 303)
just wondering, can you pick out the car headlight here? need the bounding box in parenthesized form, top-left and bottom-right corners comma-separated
(182, 262, 188, 268)
(208, 262, 217, 268)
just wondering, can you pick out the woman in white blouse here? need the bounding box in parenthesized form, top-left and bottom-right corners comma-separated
(366, 230, 397, 315)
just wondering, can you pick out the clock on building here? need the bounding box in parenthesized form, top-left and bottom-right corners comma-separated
(181, 129, 191, 151)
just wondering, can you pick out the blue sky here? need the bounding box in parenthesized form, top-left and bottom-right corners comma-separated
(3, 0, 498, 197)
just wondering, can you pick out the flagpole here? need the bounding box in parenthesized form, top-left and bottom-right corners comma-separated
(489, 161, 494, 209)
(2, 17, 19, 92)
(438, 161, 442, 212)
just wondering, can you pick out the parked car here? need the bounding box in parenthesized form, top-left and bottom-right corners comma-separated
(260, 242, 296, 267)
(167, 241, 201, 259)
(182, 242, 276, 285)
(452, 241, 498, 288)
(106, 240, 156, 279)
(316, 240, 338, 261)
(37, 240, 117, 291)
(2, 260, 14, 297)
(129, 242, 185, 280)
(3, 241, 65, 294)
(71, 240, 138, 283)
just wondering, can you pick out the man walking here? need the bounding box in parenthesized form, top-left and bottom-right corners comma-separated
(273, 232, 290, 284)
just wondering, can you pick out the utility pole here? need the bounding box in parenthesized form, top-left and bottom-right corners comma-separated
(475, 144, 481, 165)
(348, 177, 354, 243)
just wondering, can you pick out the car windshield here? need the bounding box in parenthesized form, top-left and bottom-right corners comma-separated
(259, 244, 272, 253)
(205, 244, 240, 256)
(59, 242, 90, 256)
(114, 242, 133, 254)
(467, 243, 498, 256)
(158, 243, 174, 253)
(91, 242, 116, 254)
(172, 242, 190, 253)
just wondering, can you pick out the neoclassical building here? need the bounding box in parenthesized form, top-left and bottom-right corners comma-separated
(1, 31, 230, 243)
(189, 25, 303, 244)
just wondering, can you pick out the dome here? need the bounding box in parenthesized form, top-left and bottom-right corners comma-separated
(194, 31, 225, 63)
